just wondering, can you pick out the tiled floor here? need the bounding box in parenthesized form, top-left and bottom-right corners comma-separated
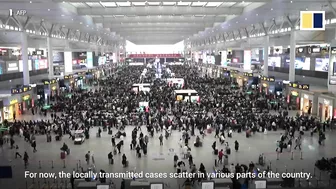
(1, 110, 336, 189)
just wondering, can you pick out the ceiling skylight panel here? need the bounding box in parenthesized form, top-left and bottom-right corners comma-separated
(162, 2, 176, 6)
(205, 2, 223, 7)
(132, 2, 146, 6)
(100, 2, 117, 7)
(221, 2, 236, 7)
(147, 2, 161, 6)
(70, 3, 86, 7)
(86, 2, 102, 7)
(177, 2, 191, 6)
(234, 2, 252, 7)
(116, 2, 131, 7)
(192, 2, 207, 6)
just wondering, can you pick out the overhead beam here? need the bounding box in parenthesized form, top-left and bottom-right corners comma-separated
(54, 0, 276, 3)
(105, 22, 210, 28)
(112, 27, 204, 31)
(93, 16, 226, 23)
(77, 7, 243, 16)
(120, 31, 197, 35)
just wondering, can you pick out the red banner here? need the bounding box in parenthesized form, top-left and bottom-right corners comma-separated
(129, 54, 182, 58)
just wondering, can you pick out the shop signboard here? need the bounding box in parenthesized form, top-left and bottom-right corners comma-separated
(11, 86, 32, 94)
(243, 72, 253, 77)
(22, 95, 30, 101)
(267, 76, 275, 82)
(7, 62, 19, 72)
(288, 82, 299, 88)
(10, 99, 18, 105)
(64, 75, 73, 79)
(299, 84, 310, 90)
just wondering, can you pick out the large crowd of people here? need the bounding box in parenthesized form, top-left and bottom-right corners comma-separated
(0, 62, 334, 189)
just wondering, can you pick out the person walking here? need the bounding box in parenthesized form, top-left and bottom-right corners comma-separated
(108, 152, 113, 164)
(15, 145, 22, 158)
(23, 151, 29, 169)
(294, 137, 301, 150)
(159, 134, 163, 146)
(218, 149, 224, 164)
(31, 140, 37, 153)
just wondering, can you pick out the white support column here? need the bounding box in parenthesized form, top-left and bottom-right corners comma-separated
(21, 32, 30, 85)
(328, 29, 336, 93)
(289, 29, 296, 82)
(263, 36, 269, 76)
(47, 37, 54, 79)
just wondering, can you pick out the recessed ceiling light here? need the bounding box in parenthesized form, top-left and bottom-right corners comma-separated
(63, 1, 65, 3)
(86, 25, 89, 27)
(61, 14, 64, 16)
(80, 22, 82, 24)
(48, 9, 50, 11)
(30, 1, 32, 3)
(256, 14, 258, 16)
(242, 1, 245, 3)
(236, 21, 238, 23)
(306, 8, 308, 10)
(72, 18, 73, 21)
(245, 18, 247, 20)
(290, 1, 293, 3)
(271, 8, 273, 10)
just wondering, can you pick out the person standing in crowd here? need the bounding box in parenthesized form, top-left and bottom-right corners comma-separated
(85, 151, 91, 165)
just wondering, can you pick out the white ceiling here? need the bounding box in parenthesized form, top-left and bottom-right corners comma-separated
(46, 0, 267, 44)
(0, 0, 335, 45)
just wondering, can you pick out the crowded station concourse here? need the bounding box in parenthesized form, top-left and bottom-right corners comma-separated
(0, 62, 334, 189)
(1, 0, 336, 189)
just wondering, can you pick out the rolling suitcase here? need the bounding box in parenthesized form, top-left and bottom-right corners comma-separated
(214, 149, 218, 155)
(60, 152, 65, 159)
(138, 153, 141, 158)
(55, 135, 60, 141)
(226, 148, 231, 155)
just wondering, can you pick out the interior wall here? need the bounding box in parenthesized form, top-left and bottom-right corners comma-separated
(126, 40, 184, 54)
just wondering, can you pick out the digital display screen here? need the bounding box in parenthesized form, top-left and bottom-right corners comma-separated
(268, 57, 281, 67)
(98, 56, 107, 65)
(285, 57, 310, 70)
(315, 58, 329, 72)
(19, 60, 33, 72)
(34, 59, 48, 70)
